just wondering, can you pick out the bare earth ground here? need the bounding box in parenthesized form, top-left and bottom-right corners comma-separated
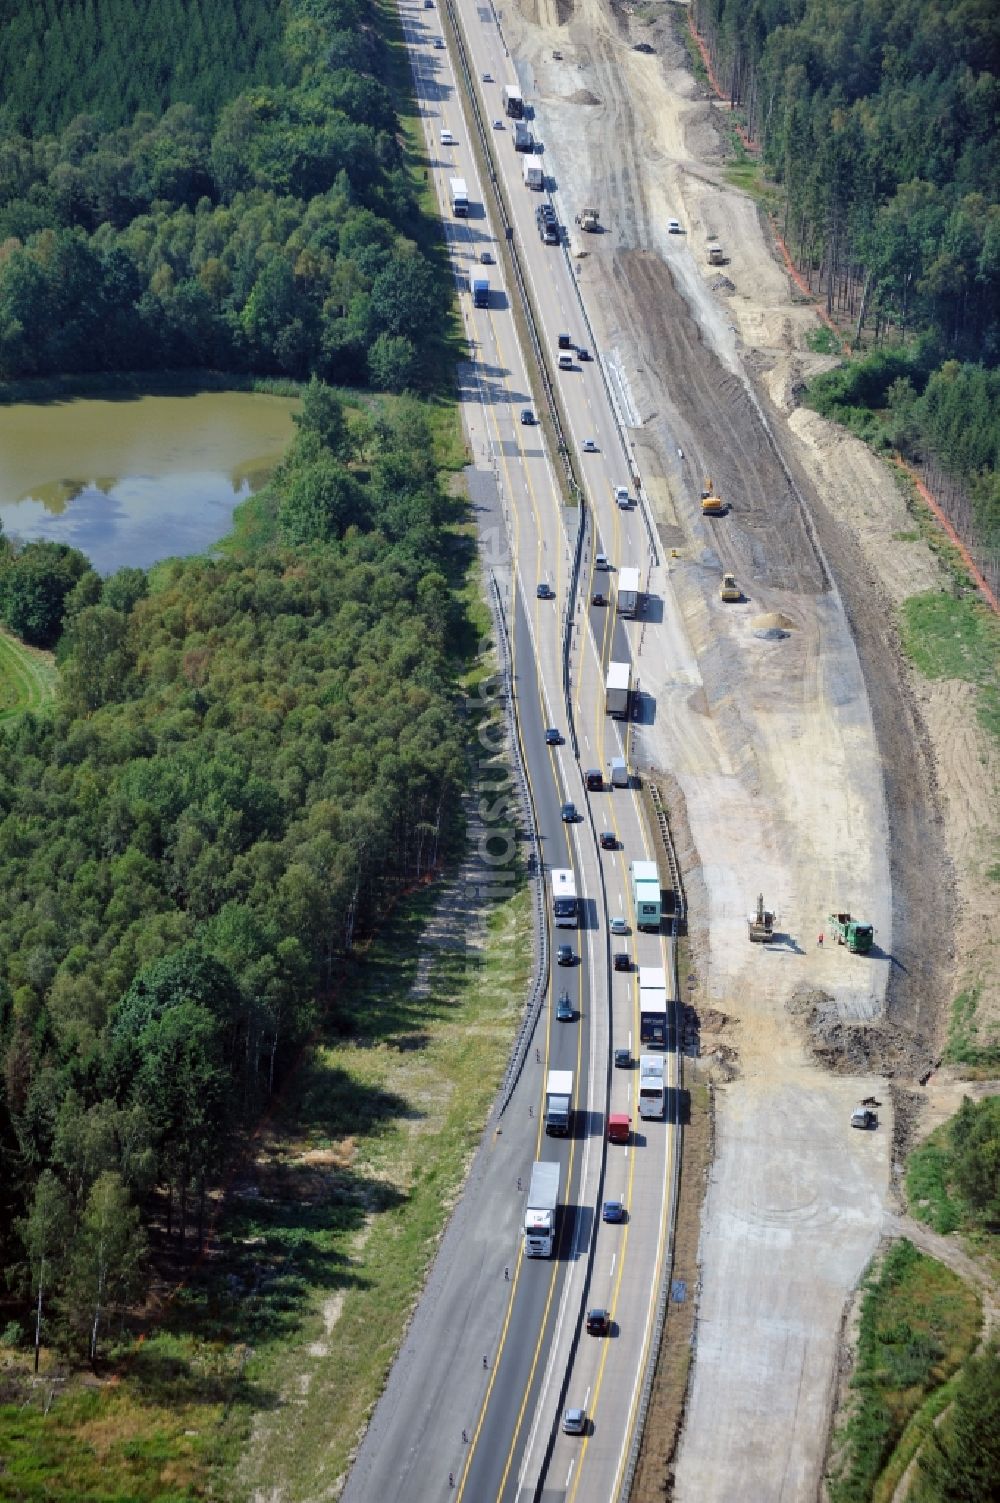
(500, 0, 998, 1496)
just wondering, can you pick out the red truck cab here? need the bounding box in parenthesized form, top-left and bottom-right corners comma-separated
(607, 1113, 631, 1145)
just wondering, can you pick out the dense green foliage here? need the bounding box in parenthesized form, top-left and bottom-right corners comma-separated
(906, 1095, 1000, 1232)
(0, 388, 470, 1355)
(914, 1338, 1000, 1502)
(693, 0, 1000, 359)
(806, 351, 1000, 549)
(827, 1240, 982, 1503)
(0, 0, 447, 388)
(0, 0, 283, 135)
(0, 540, 90, 647)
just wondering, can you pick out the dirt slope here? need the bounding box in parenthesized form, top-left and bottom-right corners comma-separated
(497, 0, 997, 1495)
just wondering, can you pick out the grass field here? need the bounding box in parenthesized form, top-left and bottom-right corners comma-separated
(0, 628, 57, 721)
(900, 589, 1000, 742)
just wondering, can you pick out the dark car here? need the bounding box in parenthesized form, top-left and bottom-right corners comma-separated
(556, 944, 576, 966)
(600, 830, 616, 850)
(602, 1199, 625, 1224)
(614, 1046, 631, 1067)
(586, 1308, 611, 1336)
(542, 224, 560, 245)
(592, 591, 608, 607)
(634, 40, 654, 53)
(520, 408, 535, 424)
(557, 331, 572, 348)
(545, 727, 562, 745)
(585, 768, 603, 790)
(480, 250, 493, 264)
(561, 802, 578, 822)
(613, 952, 631, 973)
(577, 347, 592, 361)
(556, 992, 575, 1021)
(536, 581, 554, 599)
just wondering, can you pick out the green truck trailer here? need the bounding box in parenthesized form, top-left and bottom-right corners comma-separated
(826, 912, 874, 954)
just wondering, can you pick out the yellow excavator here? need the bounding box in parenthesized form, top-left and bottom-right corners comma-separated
(701, 476, 724, 515)
(748, 893, 776, 943)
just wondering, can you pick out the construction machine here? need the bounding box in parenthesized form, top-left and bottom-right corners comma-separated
(707, 241, 724, 265)
(720, 572, 741, 602)
(701, 476, 724, 515)
(827, 912, 874, 954)
(748, 893, 775, 943)
(575, 206, 600, 232)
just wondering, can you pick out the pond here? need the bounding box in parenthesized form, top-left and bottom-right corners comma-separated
(0, 390, 299, 574)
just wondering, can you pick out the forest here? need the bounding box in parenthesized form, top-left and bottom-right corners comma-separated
(0, 382, 471, 1360)
(0, 0, 283, 134)
(691, 0, 1000, 573)
(0, 0, 447, 390)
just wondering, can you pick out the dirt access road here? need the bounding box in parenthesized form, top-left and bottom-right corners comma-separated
(491, 0, 994, 1496)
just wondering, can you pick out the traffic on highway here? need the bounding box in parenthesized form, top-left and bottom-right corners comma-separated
(343, 3, 680, 1499)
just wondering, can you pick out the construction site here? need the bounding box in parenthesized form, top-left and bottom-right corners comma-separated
(500, 0, 999, 1495)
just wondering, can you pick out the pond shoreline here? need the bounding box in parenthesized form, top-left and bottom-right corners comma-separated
(0, 388, 301, 574)
(0, 368, 304, 407)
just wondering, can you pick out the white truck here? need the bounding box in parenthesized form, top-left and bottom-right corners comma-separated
(617, 566, 640, 617)
(638, 1055, 666, 1119)
(449, 177, 469, 216)
(522, 157, 543, 190)
(605, 660, 631, 719)
(545, 1069, 573, 1136)
(610, 755, 628, 788)
(504, 83, 524, 118)
(524, 1160, 560, 1257)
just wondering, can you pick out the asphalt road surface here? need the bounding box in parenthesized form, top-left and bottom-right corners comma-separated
(343, 4, 681, 1498)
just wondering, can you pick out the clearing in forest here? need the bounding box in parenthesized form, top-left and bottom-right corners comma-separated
(0, 628, 56, 721)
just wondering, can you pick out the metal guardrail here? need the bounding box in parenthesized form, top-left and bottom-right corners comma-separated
(649, 781, 686, 925)
(563, 502, 587, 762)
(489, 570, 549, 1116)
(442, 0, 579, 499)
(618, 784, 686, 1501)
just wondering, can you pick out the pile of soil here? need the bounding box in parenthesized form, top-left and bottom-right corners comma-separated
(567, 87, 600, 105)
(788, 986, 936, 1082)
(752, 610, 795, 640)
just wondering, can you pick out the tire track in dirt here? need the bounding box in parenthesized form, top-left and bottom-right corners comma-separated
(612, 249, 827, 593)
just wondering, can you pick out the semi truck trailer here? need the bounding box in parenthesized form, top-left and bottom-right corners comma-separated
(504, 84, 524, 117)
(523, 1160, 560, 1257)
(617, 566, 640, 617)
(605, 661, 631, 719)
(630, 859, 662, 931)
(639, 991, 668, 1048)
(638, 1055, 666, 1118)
(545, 1069, 573, 1136)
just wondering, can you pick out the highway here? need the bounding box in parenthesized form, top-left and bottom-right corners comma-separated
(343, 3, 680, 1498)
